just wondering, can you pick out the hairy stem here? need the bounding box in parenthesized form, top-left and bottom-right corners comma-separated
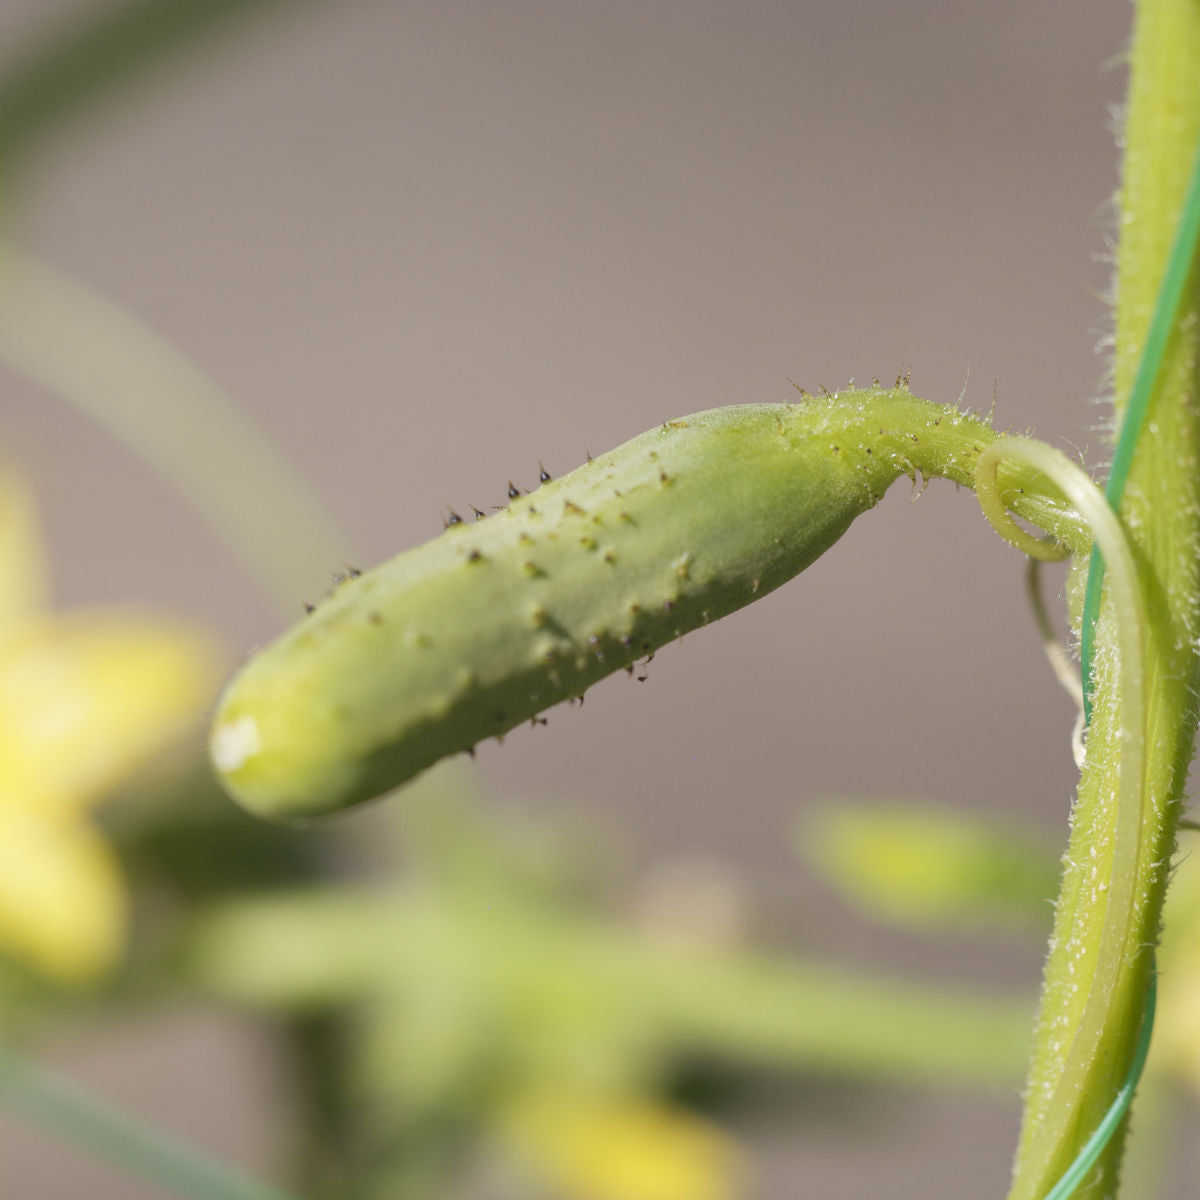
(979, 440, 1148, 1199)
(1007, 2, 1200, 1195)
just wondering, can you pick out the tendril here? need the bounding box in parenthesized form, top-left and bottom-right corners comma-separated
(1025, 560, 1086, 770)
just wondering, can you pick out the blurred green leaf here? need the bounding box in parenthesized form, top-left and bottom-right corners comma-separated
(800, 801, 1060, 935)
(189, 882, 1032, 1088)
(184, 783, 1037, 1197)
(0, 0, 303, 178)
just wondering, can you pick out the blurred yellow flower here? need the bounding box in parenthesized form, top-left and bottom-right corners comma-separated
(500, 1089, 742, 1200)
(1147, 855, 1200, 1088)
(0, 468, 218, 982)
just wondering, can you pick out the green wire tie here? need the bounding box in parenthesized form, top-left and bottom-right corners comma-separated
(0, 1044, 301, 1200)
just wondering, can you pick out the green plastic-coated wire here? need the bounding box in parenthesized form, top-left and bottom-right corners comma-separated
(0, 1045, 302, 1200)
(1045, 104, 1200, 1200)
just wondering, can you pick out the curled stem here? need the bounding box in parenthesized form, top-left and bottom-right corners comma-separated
(975, 438, 1148, 1195)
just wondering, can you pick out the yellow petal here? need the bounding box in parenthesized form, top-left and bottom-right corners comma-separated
(0, 612, 219, 808)
(1148, 865, 1200, 1088)
(0, 466, 48, 630)
(501, 1091, 742, 1200)
(0, 803, 126, 983)
(1148, 955, 1200, 1087)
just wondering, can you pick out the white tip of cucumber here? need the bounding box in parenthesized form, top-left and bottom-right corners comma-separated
(211, 715, 261, 773)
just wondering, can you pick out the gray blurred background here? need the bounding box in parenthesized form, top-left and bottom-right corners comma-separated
(3, 1, 1182, 1197)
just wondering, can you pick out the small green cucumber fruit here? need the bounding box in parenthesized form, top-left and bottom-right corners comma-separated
(209, 386, 1065, 822)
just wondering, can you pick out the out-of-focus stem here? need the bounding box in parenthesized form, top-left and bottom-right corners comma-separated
(0, 248, 347, 616)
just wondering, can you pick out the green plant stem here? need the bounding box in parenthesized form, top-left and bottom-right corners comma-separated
(1080, 110, 1200, 723)
(1007, 2, 1200, 1196)
(979, 439, 1148, 1197)
(1040, 978, 1156, 1200)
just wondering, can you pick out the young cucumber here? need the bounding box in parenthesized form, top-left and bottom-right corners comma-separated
(210, 386, 1026, 821)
